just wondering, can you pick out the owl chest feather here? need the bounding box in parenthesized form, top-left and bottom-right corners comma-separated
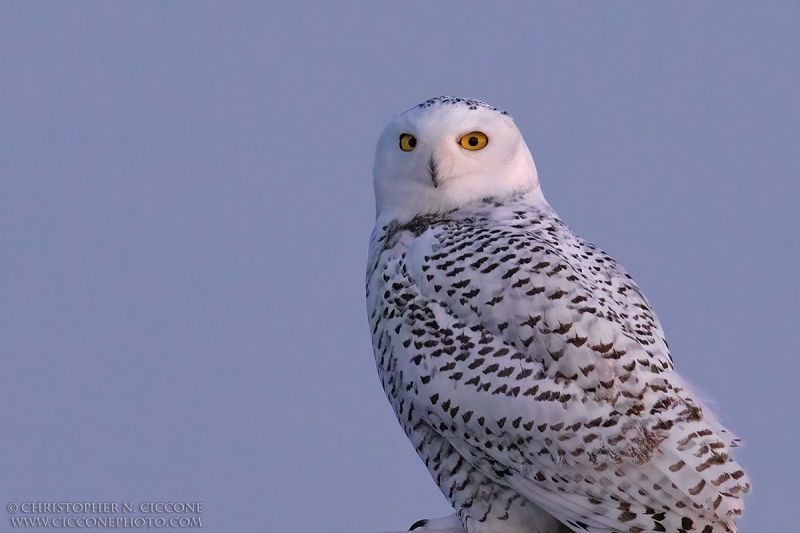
(366, 201, 749, 533)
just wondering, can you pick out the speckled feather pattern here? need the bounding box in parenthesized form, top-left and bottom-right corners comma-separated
(366, 198, 750, 533)
(413, 96, 509, 115)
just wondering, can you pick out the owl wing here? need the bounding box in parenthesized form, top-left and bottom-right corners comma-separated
(373, 213, 749, 533)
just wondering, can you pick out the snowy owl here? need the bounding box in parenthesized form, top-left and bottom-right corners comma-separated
(365, 97, 750, 533)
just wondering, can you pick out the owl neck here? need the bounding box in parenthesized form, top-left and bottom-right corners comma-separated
(375, 185, 551, 228)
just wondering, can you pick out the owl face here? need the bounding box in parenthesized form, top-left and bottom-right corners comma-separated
(373, 97, 540, 223)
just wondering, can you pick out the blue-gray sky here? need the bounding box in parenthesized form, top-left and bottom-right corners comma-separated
(1, 3, 797, 532)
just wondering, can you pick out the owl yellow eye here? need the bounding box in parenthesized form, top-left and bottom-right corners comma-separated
(399, 133, 417, 152)
(459, 131, 488, 151)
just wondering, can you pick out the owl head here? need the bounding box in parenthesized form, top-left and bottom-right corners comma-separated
(373, 96, 542, 223)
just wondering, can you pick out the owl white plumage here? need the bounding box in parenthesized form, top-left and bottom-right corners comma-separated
(366, 97, 750, 533)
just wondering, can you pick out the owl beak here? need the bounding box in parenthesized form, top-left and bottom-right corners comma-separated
(428, 156, 439, 188)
